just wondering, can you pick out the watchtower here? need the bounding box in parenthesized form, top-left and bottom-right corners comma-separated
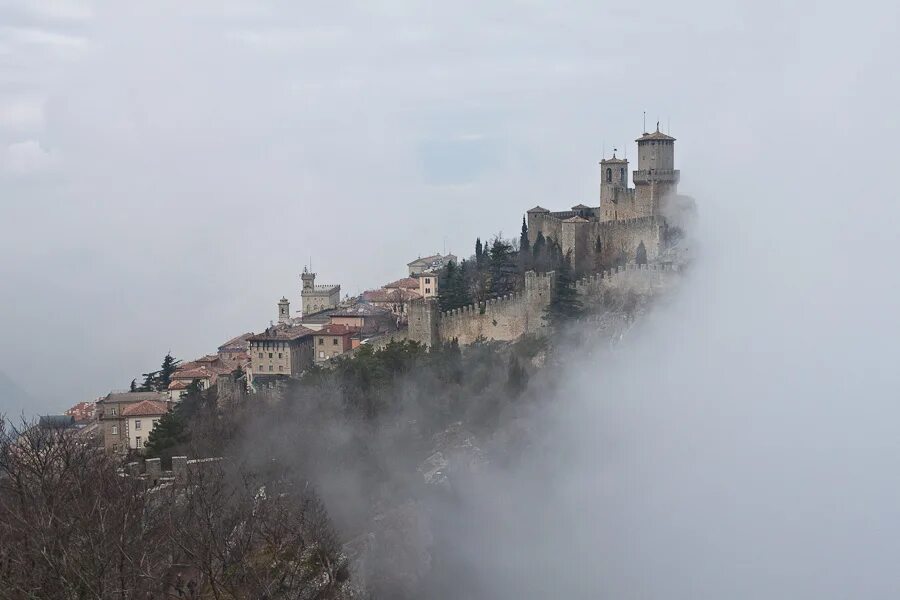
(599, 153, 629, 221)
(632, 125, 680, 217)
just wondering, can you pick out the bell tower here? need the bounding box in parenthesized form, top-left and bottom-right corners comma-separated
(278, 297, 290, 324)
(599, 152, 629, 221)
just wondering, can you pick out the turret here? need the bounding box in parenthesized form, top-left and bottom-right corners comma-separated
(301, 267, 315, 291)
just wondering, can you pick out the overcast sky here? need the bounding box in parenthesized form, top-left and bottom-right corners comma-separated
(0, 0, 897, 415)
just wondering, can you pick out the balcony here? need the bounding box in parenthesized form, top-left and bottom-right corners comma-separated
(632, 169, 680, 184)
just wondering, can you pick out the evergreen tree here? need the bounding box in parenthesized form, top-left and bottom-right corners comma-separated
(635, 240, 648, 265)
(545, 250, 583, 326)
(129, 379, 137, 392)
(488, 237, 518, 297)
(475, 238, 484, 269)
(532, 231, 547, 271)
(138, 370, 157, 392)
(519, 216, 530, 253)
(439, 260, 471, 312)
(158, 353, 179, 391)
(593, 235, 604, 273)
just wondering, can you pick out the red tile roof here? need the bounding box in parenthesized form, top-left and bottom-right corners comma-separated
(384, 277, 420, 290)
(122, 400, 169, 417)
(247, 324, 315, 342)
(315, 324, 353, 336)
(362, 288, 422, 303)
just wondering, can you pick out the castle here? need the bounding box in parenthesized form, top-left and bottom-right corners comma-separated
(408, 126, 691, 347)
(527, 125, 691, 272)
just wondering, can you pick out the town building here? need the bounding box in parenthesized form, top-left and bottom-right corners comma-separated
(329, 303, 397, 335)
(247, 322, 315, 387)
(96, 391, 169, 453)
(64, 400, 96, 422)
(217, 332, 253, 362)
(407, 253, 457, 276)
(121, 400, 169, 452)
(313, 324, 354, 362)
(418, 272, 438, 298)
(300, 268, 341, 316)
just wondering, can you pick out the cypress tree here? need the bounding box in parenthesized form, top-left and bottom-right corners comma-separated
(519, 216, 530, 253)
(545, 250, 583, 326)
(593, 235, 603, 273)
(475, 238, 484, 269)
(488, 237, 517, 297)
(129, 379, 137, 392)
(635, 240, 648, 265)
(158, 353, 179, 391)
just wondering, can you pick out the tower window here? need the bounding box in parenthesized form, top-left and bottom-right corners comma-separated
(605, 168, 612, 183)
(620, 168, 625, 182)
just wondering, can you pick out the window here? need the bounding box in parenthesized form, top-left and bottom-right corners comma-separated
(620, 167, 625, 182)
(279, 365, 284, 372)
(605, 167, 612, 182)
(268, 352, 273, 358)
(278, 352, 282, 359)
(258, 352, 263, 359)
(425, 278, 431, 284)
(332, 338, 338, 345)
(318, 338, 324, 346)
(319, 351, 325, 358)
(269, 365, 274, 371)
(136, 436, 142, 448)
(425, 288, 431, 294)
(135, 419, 142, 430)
(110, 407, 117, 416)
(111, 425, 118, 435)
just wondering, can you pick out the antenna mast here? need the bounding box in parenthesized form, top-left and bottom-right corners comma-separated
(643, 111, 646, 133)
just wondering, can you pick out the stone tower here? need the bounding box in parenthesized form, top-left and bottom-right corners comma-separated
(301, 267, 316, 291)
(278, 297, 290, 324)
(599, 153, 630, 221)
(632, 126, 679, 217)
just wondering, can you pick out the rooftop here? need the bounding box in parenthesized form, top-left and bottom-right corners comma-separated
(636, 129, 676, 142)
(407, 253, 457, 267)
(363, 288, 422, 303)
(122, 400, 169, 417)
(527, 206, 550, 213)
(330, 304, 394, 318)
(218, 332, 254, 352)
(316, 324, 354, 336)
(248, 324, 315, 342)
(100, 391, 168, 405)
(384, 277, 420, 290)
(600, 155, 628, 164)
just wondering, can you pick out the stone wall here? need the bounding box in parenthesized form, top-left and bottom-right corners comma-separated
(575, 262, 680, 296)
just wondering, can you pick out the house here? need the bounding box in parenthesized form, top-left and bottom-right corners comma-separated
(418, 272, 438, 299)
(313, 324, 354, 362)
(361, 287, 422, 320)
(121, 400, 169, 453)
(218, 332, 254, 361)
(247, 323, 316, 387)
(329, 304, 397, 335)
(64, 401, 97, 422)
(407, 253, 457, 276)
(96, 391, 169, 453)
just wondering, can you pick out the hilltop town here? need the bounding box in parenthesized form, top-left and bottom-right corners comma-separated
(45, 125, 693, 456)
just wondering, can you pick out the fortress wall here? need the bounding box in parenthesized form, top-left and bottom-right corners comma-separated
(575, 263, 680, 296)
(527, 212, 563, 245)
(590, 216, 665, 266)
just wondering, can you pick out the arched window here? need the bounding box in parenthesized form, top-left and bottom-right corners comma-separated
(605, 168, 612, 183)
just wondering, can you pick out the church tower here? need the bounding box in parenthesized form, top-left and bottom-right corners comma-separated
(632, 125, 679, 218)
(278, 297, 290, 324)
(599, 153, 629, 221)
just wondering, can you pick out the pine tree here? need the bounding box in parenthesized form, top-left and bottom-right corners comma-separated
(635, 240, 648, 265)
(138, 370, 157, 392)
(129, 379, 137, 392)
(158, 353, 179, 391)
(545, 250, 583, 326)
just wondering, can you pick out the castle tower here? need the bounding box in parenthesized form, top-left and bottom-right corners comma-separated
(301, 267, 316, 291)
(599, 153, 630, 221)
(632, 125, 680, 217)
(278, 297, 290, 324)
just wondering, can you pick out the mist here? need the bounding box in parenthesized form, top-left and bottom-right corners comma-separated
(2, 1, 899, 597)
